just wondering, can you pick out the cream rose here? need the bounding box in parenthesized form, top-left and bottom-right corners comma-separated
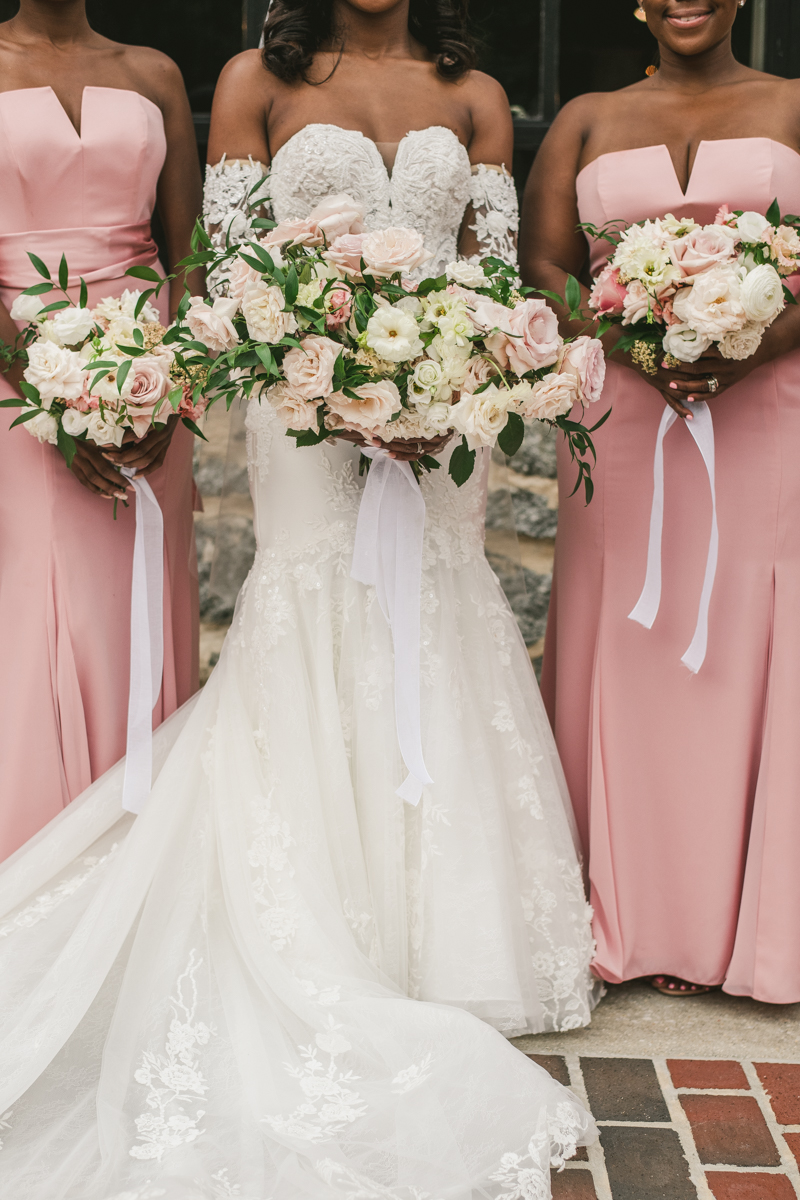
(621, 280, 652, 326)
(410, 357, 445, 399)
(558, 335, 606, 405)
(126, 355, 170, 437)
(450, 382, 515, 449)
(86, 409, 125, 448)
(9, 292, 46, 323)
(736, 211, 772, 244)
(261, 217, 321, 249)
(323, 234, 366, 276)
(672, 266, 746, 337)
(661, 322, 713, 363)
(740, 263, 784, 325)
(267, 380, 319, 430)
(718, 322, 764, 360)
(517, 373, 578, 421)
(361, 228, 432, 278)
(365, 304, 424, 363)
(226, 256, 263, 306)
(307, 193, 365, 241)
(241, 280, 298, 343)
(282, 334, 341, 399)
(50, 306, 95, 346)
(445, 260, 487, 289)
(24, 342, 86, 407)
(186, 296, 240, 354)
(461, 355, 498, 395)
(327, 379, 402, 434)
(23, 408, 59, 445)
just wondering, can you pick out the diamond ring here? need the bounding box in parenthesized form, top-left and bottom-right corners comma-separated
(707, 376, 719, 394)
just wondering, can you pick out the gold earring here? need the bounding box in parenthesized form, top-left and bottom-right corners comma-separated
(634, 5, 648, 21)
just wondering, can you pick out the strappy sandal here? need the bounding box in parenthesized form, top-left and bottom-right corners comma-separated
(651, 974, 712, 997)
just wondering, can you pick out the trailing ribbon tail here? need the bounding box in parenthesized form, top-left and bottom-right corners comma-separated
(120, 468, 164, 814)
(628, 400, 718, 674)
(350, 448, 433, 806)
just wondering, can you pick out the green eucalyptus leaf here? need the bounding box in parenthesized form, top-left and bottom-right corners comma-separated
(22, 282, 54, 296)
(58, 254, 69, 293)
(11, 407, 45, 428)
(284, 264, 299, 307)
(116, 359, 132, 395)
(182, 417, 207, 440)
(57, 423, 76, 467)
(565, 274, 582, 313)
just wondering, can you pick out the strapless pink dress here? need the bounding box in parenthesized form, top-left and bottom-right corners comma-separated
(0, 87, 199, 860)
(542, 138, 800, 1003)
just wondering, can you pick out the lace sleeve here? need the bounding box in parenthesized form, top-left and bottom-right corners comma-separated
(459, 164, 519, 271)
(203, 155, 271, 250)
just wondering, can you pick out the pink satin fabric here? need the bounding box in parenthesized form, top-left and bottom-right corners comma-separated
(0, 87, 199, 860)
(542, 138, 800, 1003)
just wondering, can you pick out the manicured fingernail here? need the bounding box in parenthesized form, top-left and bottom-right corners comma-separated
(687, 395, 694, 402)
(115, 491, 127, 499)
(669, 382, 678, 389)
(686, 413, 693, 420)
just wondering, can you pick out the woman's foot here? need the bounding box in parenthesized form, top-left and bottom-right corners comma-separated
(651, 975, 712, 997)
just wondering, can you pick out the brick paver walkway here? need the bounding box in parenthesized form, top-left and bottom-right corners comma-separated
(532, 1055, 800, 1199)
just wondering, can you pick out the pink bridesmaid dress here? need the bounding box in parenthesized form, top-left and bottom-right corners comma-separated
(542, 138, 800, 1003)
(0, 87, 199, 859)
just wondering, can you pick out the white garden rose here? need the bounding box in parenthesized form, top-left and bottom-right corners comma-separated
(662, 322, 713, 363)
(61, 407, 91, 436)
(450, 382, 515, 449)
(672, 265, 746, 336)
(735, 211, 772, 244)
(241, 281, 298, 343)
(445, 260, 487, 288)
(9, 292, 46, 323)
(23, 408, 58, 444)
(24, 342, 86, 406)
(360, 227, 432, 278)
(365, 304, 423, 363)
(94, 290, 160, 342)
(50, 306, 95, 346)
(410, 358, 445, 399)
(86, 409, 125, 447)
(740, 263, 784, 325)
(718, 321, 764, 360)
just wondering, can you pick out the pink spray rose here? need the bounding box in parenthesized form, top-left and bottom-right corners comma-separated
(325, 285, 353, 329)
(588, 264, 628, 316)
(261, 216, 322, 249)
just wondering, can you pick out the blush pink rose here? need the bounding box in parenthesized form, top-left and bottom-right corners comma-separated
(558, 336, 606, 405)
(492, 298, 561, 375)
(262, 217, 322, 249)
(267, 380, 319, 430)
(323, 234, 366, 275)
(326, 379, 401, 434)
(325, 285, 353, 329)
(360, 228, 432, 278)
(227, 256, 263, 306)
(462, 355, 499, 395)
(670, 226, 737, 277)
(126, 355, 171, 437)
(282, 334, 342, 400)
(307, 193, 365, 241)
(588, 264, 627, 316)
(186, 296, 240, 354)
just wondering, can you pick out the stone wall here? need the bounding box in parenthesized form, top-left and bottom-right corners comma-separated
(193, 409, 559, 680)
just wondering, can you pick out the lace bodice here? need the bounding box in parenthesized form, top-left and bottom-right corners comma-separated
(203, 123, 519, 276)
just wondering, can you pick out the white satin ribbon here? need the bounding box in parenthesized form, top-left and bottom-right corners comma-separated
(351, 448, 433, 806)
(628, 400, 718, 674)
(120, 468, 164, 814)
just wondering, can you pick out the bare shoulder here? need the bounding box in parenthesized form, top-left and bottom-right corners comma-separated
(115, 43, 187, 105)
(457, 68, 510, 115)
(216, 49, 281, 104)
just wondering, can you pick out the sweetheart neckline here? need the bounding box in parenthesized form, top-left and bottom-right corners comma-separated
(576, 137, 800, 201)
(0, 85, 163, 141)
(270, 123, 471, 178)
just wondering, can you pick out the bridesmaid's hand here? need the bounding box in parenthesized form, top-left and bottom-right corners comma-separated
(659, 345, 764, 404)
(71, 440, 131, 500)
(101, 415, 179, 479)
(613, 352, 696, 420)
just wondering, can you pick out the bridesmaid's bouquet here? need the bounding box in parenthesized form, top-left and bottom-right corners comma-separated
(180, 193, 608, 496)
(585, 201, 800, 372)
(0, 255, 209, 466)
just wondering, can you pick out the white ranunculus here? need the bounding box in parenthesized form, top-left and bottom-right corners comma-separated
(450, 382, 515, 449)
(661, 323, 713, 363)
(241, 281, 298, 343)
(736, 211, 772, 244)
(9, 292, 46, 323)
(50, 306, 95, 347)
(23, 408, 58, 444)
(740, 263, 784, 325)
(365, 305, 423, 363)
(446, 260, 487, 288)
(61, 408, 91, 436)
(718, 321, 764, 360)
(24, 342, 86, 406)
(411, 358, 445, 398)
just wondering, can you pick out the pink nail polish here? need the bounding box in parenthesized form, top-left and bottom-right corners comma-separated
(686, 413, 693, 421)
(669, 382, 678, 390)
(687, 395, 694, 402)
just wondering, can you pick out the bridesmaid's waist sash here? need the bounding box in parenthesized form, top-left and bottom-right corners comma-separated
(0, 221, 159, 290)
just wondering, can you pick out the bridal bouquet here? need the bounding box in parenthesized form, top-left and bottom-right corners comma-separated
(0, 255, 209, 466)
(181, 193, 607, 495)
(586, 201, 800, 371)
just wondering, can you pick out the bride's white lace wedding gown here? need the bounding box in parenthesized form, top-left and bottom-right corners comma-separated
(0, 124, 597, 1200)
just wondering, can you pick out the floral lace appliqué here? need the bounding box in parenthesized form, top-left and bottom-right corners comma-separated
(0, 844, 118, 937)
(262, 1017, 367, 1143)
(129, 951, 216, 1162)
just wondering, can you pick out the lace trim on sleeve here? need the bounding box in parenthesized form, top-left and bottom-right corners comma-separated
(461, 163, 519, 270)
(203, 155, 272, 296)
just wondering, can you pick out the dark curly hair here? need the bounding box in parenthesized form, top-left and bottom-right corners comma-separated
(261, 0, 477, 84)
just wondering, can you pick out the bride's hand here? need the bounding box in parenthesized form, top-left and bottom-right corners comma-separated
(333, 429, 453, 462)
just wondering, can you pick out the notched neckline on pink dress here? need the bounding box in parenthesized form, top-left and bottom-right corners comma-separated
(0, 85, 163, 140)
(577, 136, 800, 195)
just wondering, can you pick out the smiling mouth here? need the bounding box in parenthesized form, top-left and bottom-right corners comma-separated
(665, 8, 713, 26)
